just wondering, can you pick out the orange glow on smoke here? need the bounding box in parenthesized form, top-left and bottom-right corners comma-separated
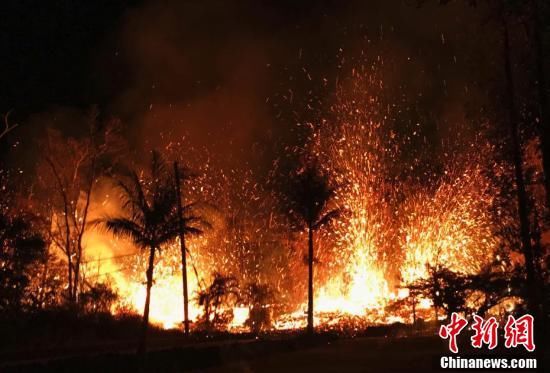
(80, 71, 505, 331)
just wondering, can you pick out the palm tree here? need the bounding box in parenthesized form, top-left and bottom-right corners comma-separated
(285, 160, 340, 335)
(196, 272, 240, 330)
(100, 151, 204, 354)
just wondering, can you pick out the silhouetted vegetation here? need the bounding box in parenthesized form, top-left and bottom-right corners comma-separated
(0, 211, 46, 316)
(196, 273, 240, 331)
(243, 283, 275, 333)
(0, 1, 549, 370)
(99, 151, 206, 353)
(282, 159, 341, 334)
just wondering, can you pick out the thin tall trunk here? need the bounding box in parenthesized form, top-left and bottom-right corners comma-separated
(138, 245, 156, 355)
(502, 20, 537, 312)
(61, 190, 73, 302)
(307, 225, 314, 335)
(532, 0, 550, 209)
(46, 158, 74, 303)
(174, 161, 190, 336)
(40, 245, 50, 309)
(73, 161, 95, 302)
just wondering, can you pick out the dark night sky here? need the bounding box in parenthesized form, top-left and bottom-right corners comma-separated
(0, 1, 137, 115)
(0, 0, 506, 170)
(1, 0, 350, 116)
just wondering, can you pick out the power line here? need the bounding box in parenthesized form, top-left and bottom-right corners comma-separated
(81, 251, 141, 264)
(83, 264, 135, 279)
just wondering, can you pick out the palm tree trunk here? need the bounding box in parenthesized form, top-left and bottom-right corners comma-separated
(307, 225, 314, 335)
(174, 161, 190, 336)
(138, 245, 156, 355)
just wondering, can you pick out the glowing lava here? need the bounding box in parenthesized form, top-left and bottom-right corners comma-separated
(84, 69, 504, 331)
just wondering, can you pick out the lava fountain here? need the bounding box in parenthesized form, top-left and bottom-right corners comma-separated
(85, 67, 504, 331)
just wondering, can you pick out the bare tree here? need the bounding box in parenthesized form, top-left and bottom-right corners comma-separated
(501, 15, 539, 314)
(529, 0, 550, 209)
(0, 111, 18, 140)
(37, 110, 122, 304)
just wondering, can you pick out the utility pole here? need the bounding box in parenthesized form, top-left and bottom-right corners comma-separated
(174, 161, 190, 336)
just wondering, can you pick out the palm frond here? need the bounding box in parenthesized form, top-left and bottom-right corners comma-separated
(285, 160, 337, 227)
(102, 217, 149, 249)
(184, 215, 212, 231)
(129, 171, 149, 212)
(98, 150, 209, 257)
(312, 208, 341, 231)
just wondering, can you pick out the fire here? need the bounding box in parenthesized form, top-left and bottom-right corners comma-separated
(80, 68, 505, 332)
(87, 137, 500, 331)
(230, 306, 250, 328)
(110, 237, 250, 329)
(399, 159, 499, 284)
(315, 263, 390, 315)
(116, 268, 201, 330)
(292, 72, 402, 322)
(272, 69, 504, 327)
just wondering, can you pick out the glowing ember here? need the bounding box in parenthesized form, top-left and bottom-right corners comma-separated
(82, 68, 506, 331)
(399, 157, 499, 284)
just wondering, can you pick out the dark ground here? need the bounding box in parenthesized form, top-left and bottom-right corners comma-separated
(207, 336, 545, 373)
(207, 336, 443, 372)
(3, 334, 545, 373)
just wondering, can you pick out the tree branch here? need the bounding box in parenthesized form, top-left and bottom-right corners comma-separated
(0, 111, 19, 140)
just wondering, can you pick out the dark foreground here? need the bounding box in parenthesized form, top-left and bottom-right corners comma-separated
(207, 336, 545, 373)
(3, 334, 546, 373)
